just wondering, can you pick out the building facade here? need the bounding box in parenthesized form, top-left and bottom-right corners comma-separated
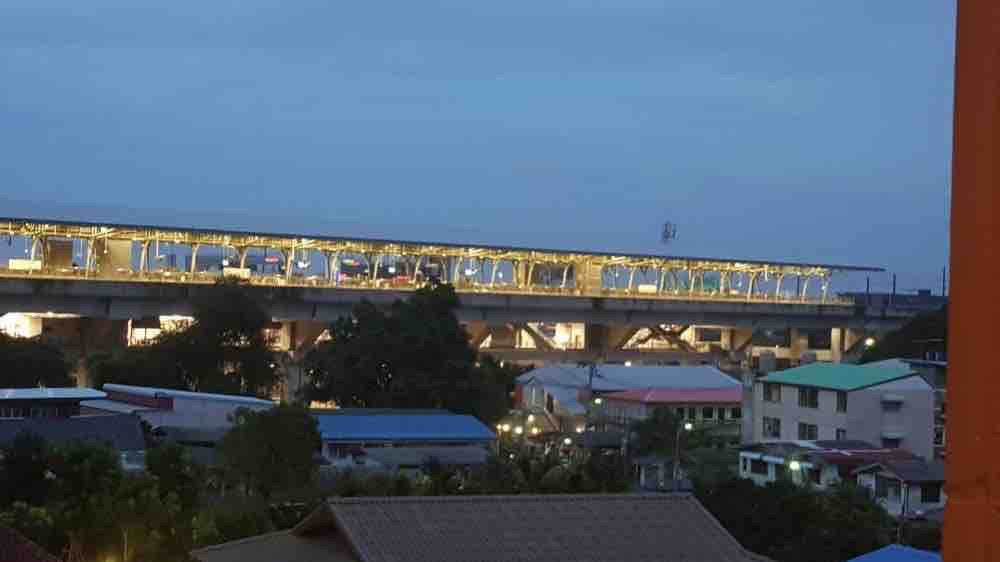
(82, 383, 274, 430)
(752, 363, 935, 460)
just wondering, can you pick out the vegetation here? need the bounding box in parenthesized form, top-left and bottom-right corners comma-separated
(303, 283, 521, 424)
(217, 404, 322, 498)
(861, 305, 947, 363)
(90, 279, 282, 397)
(0, 332, 73, 388)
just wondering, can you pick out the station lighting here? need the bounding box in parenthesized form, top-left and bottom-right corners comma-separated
(563, 437, 573, 446)
(575, 426, 584, 433)
(514, 426, 524, 435)
(501, 424, 511, 433)
(527, 414, 535, 423)
(530, 427, 539, 435)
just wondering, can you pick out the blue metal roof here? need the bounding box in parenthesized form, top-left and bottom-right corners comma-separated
(848, 545, 941, 562)
(1, 388, 106, 400)
(313, 412, 496, 443)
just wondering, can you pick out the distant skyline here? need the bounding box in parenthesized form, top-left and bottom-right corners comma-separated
(1, 1, 956, 293)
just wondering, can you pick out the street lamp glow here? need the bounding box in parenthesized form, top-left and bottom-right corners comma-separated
(527, 414, 535, 423)
(575, 426, 584, 434)
(864, 337, 876, 348)
(563, 437, 573, 446)
(514, 425, 524, 435)
(789, 460, 802, 471)
(624, 361, 632, 367)
(501, 424, 511, 433)
(530, 427, 539, 435)
(593, 397, 603, 405)
(683, 422, 693, 431)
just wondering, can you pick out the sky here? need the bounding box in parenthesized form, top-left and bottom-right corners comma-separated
(0, 1, 956, 293)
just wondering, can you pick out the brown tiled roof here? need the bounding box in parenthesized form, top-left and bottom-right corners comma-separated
(299, 493, 769, 562)
(0, 527, 60, 562)
(191, 530, 355, 562)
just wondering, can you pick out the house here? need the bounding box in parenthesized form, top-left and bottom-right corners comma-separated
(0, 413, 147, 471)
(313, 409, 495, 474)
(868, 358, 948, 459)
(0, 526, 60, 562)
(738, 440, 920, 489)
(1, 387, 107, 419)
(191, 494, 770, 562)
(853, 458, 946, 518)
(81, 383, 274, 430)
(847, 544, 941, 562)
(752, 363, 935, 459)
(603, 387, 745, 443)
(516, 363, 743, 433)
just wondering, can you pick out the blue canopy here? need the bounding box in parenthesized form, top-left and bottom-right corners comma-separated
(848, 545, 941, 562)
(313, 412, 496, 444)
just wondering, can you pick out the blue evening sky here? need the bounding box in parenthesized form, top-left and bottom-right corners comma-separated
(0, 1, 955, 292)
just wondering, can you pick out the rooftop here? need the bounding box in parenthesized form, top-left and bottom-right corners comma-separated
(103, 383, 274, 406)
(0, 414, 145, 451)
(758, 363, 918, 391)
(312, 411, 495, 443)
(853, 459, 946, 483)
(0, 387, 106, 401)
(847, 544, 942, 562)
(604, 387, 744, 404)
(519, 364, 741, 392)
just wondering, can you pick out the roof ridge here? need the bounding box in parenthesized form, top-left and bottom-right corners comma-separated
(327, 492, 696, 505)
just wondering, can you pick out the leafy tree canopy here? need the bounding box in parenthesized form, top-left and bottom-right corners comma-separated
(861, 306, 947, 363)
(0, 431, 53, 507)
(218, 404, 321, 498)
(0, 333, 73, 388)
(303, 283, 519, 424)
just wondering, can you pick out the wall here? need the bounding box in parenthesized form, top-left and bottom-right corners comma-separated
(752, 382, 848, 442)
(847, 377, 935, 460)
(138, 396, 273, 429)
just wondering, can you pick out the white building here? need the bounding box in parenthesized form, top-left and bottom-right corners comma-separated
(854, 458, 947, 518)
(752, 363, 935, 460)
(82, 384, 274, 430)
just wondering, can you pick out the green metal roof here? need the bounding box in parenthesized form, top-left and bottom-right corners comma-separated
(758, 363, 916, 391)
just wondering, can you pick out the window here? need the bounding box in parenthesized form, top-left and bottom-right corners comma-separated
(687, 407, 697, 420)
(696, 328, 722, 343)
(836, 391, 848, 413)
(882, 438, 902, 449)
(836, 428, 847, 441)
(798, 423, 818, 440)
(702, 407, 715, 420)
(730, 407, 743, 419)
(921, 483, 942, 503)
(717, 407, 727, 421)
(798, 388, 819, 409)
(934, 427, 945, 446)
(774, 463, 787, 480)
(741, 458, 749, 473)
(809, 468, 822, 485)
(763, 383, 782, 403)
(883, 402, 902, 413)
(875, 475, 888, 498)
(750, 459, 768, 475)
(763, 417, 782, 439)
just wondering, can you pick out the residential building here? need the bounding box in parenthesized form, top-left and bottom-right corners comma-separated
(515, 363, 742, 433)
(81, 383, 274, 430)
(867, 358, 948, 459)
(603, 387, 744, 443)
(738, 440, 920, 489)
(752, 363, 935, 459)
(854, 458, 947, 518)
(313, 409, 495, 473)
(848, 545, 941, 562)
(191, 494, 770, 562)
(0, 413, 147, 471)
(0, 387, 107, 419)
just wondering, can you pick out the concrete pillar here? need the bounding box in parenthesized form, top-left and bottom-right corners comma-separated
(944, 2, 1000, 558)
(830, 328, 843, 363)
(789, 328, 806, 361)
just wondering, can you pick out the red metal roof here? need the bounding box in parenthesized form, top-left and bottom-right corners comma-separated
(603, 387, 743, 404)
(808, 448, 920, 467)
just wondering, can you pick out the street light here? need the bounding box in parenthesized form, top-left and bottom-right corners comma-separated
(593, 397, 603, 405)
(789, 460, 802, 471)
(673, 422, 694, 482)
(563, 437, 573, 446)
(527, 414, 535, 423)
(575, 426, 585, 434)
(530, 427, 539, 435)
(864, 337, 876, 348)
(514, 425, 524, 435)
(501, 424, 511, 433)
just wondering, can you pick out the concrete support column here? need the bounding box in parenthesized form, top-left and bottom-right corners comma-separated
(830, 328, 843, 363)
(944, 2, 1000, 558)
(788, 328, 806, 361)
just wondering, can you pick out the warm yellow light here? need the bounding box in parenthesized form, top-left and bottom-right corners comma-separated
(527, 414, 535, 423)
(530, 427, 539, 435)
(575, 426, 584, 434)
(593, 397, 603, 405)
(864, 337, 876, 348)
(514, 425, 524, 435)
(501, 424, 510, 433)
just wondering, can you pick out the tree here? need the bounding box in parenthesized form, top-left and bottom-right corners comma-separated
(217, 404, 321, 498)
(0, 431, 53, 507)
(111, 475, 180, 562)
(48, 443, 123, 562)
(0, 333, 73, 388)
(90, 279, 282, 397)
(861, 306, 947, 362)
(303, 283, 518, 424)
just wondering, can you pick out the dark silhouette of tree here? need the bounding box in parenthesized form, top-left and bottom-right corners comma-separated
(0, 333, 73, 388)
(303, 283, 520, 424)
(0, 431, 53, 507)
(861, 306, 947, 362)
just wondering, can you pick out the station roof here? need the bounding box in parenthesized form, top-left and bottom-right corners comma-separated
(757, 363, 919, 391)
(312, 411, 495, 443)
(0, 387, 106, 401)
(2, 216, 883, 272)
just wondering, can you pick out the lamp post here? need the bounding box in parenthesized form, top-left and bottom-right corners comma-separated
(672, 422, 694, 483)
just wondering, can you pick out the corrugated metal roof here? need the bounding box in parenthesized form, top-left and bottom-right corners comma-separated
(847, 544, 941, 562)
(518, 364, 741, 392)
(103, 383, 274, 406)
(758, 363, 919, 391)
(362, 445, 489, 467)
(0, 414, 145, 451)
(0, 388, 106, 400)
(80, 399, 158, 414)
(605, 387, 743, 404)
(313, 412, 495, 443)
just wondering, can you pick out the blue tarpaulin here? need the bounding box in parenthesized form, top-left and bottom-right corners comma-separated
(848, 545, 941, 562)
(313, 412, 495, 443)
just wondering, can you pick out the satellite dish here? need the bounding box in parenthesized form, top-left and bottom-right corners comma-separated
(661, 222, 678, 244)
